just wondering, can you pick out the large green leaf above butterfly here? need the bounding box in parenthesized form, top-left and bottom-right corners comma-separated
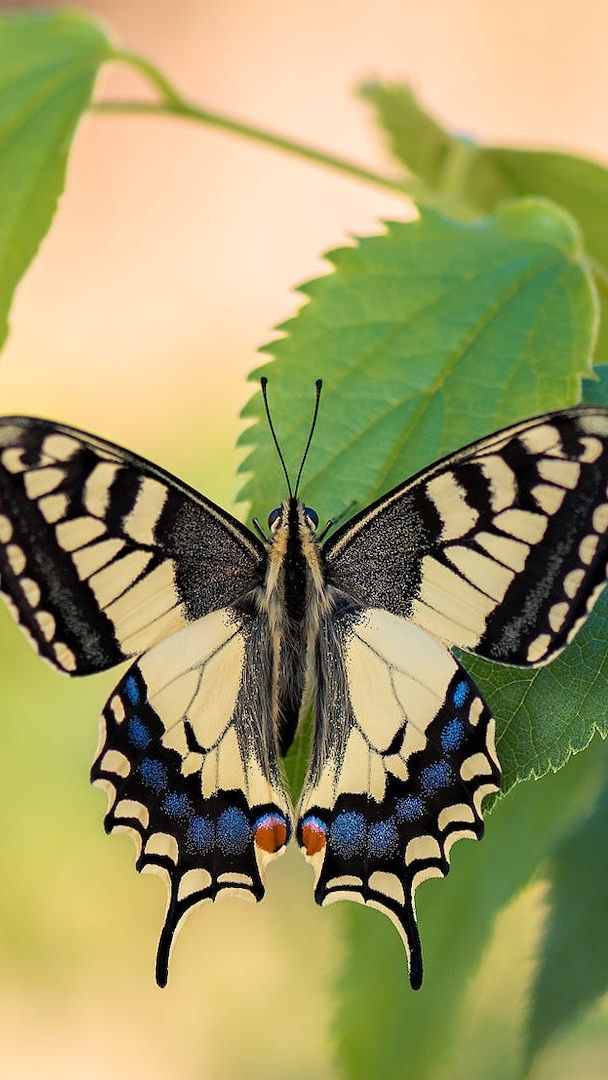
(239, 202, 604, 792)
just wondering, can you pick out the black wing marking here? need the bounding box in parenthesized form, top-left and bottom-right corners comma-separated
(324, 407, 608, 665)
(298, 605, 501, 989)
(91, 604, 292, 986)
(0, 418, 265, 673)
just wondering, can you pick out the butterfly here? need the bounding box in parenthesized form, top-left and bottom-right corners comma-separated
(0, 384, 607, 990)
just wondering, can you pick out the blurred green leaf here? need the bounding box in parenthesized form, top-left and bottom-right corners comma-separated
(583, 362, 608, 404)
(0, 10, 112, 351)
(362, 81, 608, 356)
(335, 734, 606, 1080)
(525, 763, 608, 1071)
(360, 81, 454, 190)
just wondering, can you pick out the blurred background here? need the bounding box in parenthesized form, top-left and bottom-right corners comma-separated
(1, 1, 608, 1077)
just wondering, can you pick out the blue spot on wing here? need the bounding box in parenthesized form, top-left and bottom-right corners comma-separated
(139, 758, 168, 791)
(368, 818, 399, 858)
(330, 810, 366, 859)
(420, 760, 452, 793)
(217, 807, 251, 855)
(452, 679, 469, 708)
(253, 811, 287, 833)
(396, 795, 425, 822)
(162, 792, 191, 819)
(441, 718, 465, 751)
(187, 815, 215, 853)
(301, 814, 327, 836)
(126, 717, 151, 749)
(124, 674, 141, 706)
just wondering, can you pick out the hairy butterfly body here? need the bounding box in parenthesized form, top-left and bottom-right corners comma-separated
(1, 396, 608, 988)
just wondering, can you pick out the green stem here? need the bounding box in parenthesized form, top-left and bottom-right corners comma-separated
(440, 137, 477, 198)
(93, 48, 414, 197)
(589, 256, 608, 292)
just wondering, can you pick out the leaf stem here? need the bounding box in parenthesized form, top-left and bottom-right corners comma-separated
(94, 48, 414, 197)
(589, 256, 608, 292)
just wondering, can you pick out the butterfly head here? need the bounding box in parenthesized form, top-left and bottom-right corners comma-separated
(267, 501, 319, 536)
(263, 497, 326, 625)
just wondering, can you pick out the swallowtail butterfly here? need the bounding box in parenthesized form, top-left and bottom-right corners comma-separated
(0, 388, 607, 989)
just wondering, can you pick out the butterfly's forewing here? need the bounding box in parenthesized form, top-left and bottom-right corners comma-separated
(324, 408, 608, 666)
(298, 607, 500, 988)
(0, 418, 265, 673)
(311, 405, 608, 984)
(91, 604, 292, 985)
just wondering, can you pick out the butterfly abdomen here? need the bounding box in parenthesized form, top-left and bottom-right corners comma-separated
(262, 498, 327, 756)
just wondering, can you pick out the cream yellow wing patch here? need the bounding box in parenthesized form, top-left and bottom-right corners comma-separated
(92, 604, 291, 987)
(298, 606, 500, 989)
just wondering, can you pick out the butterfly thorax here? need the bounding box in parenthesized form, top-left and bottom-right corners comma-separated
(262, 497, 328, 755)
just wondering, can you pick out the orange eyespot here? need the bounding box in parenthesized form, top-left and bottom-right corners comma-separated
(254, 814, 289, 853)
(300, 815, 327, 856)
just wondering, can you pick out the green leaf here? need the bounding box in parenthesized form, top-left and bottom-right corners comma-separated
(240, 201, 595, 523)
(335, 733, 606, 1080)
(525, 758, 608, 1070)
(583, 362, 608, 405)
(240, 203, 602, 794)
(0, 11, 113, 351)
(471, 150, 608, 358)
(362, 81, 608, 356)
(360, 80, 454, 190)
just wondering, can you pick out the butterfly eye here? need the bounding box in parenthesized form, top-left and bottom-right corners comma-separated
(304, 507, 319, 531)
(267, 507, 283, 532)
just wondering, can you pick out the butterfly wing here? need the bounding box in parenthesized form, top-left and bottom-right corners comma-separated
(91, 602, 292, 986)
(298, 605, 500, 988)
(324, 407, 608, 665)
(0, 418, 265, 673)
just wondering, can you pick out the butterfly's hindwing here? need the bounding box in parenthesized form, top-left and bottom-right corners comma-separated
(0, 418, 265, 673)
(91, 604, 291, 985)
(298, 605, 501, 989)
(324, 408, 608, 665)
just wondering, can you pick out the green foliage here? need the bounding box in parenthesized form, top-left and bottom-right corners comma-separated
(336, 736, 607, 1080)
(0, 11, 112, 350)
(584, 361, 608, 404)
(525, 761, 608, 1069)
(361, 80, 608, 356)
(0, 9, 607, 1078)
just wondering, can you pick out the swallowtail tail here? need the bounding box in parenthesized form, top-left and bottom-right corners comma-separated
(0, 388, 607, 989)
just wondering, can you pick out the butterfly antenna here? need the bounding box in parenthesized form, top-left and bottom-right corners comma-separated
(261, 376, 293, 497)
(294, 379, 323, 497)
